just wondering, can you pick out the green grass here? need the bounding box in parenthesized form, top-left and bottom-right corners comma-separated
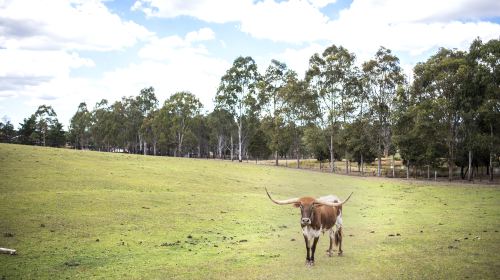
(0, 144, 499, 279)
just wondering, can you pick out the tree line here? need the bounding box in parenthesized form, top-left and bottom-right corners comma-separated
(1, 38, 498, 181)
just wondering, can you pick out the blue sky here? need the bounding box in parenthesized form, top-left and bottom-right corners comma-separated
(1, 0, 499, 128)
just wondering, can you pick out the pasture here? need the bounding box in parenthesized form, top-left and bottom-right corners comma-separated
(0, 144, 499, 279)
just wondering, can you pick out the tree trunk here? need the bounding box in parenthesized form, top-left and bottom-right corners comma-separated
(275, 151, 278, 166)
(231, 134, 234, 161)
(218, 136, 223, 159)
(427, 165, 430, 180)
(406, 161, 410, 179)
(144, 141, 147, 156)
(377, 156, 382, 177)
(435, 170, 437, 181)
(490, 124, 494, 182)
(467, 150, 472, 181)
(377, 144, 382, 177)
(361, 154, 364, 176)
(297, 149, 300, 169)
(153, 142, 157, 156)
(490, 153, 494, 182)
(178, 133, 184, 157)
(448, 158, 453, 181)
(330, 134, 335, 173)
(238, 122, 242, 162)
(392, 156, 395, 178)
(345, 151, 348, 174)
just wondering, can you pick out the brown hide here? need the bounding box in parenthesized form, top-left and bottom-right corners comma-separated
(297, 197, 340, 231)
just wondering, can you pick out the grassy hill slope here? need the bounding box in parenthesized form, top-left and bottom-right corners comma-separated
(0, 144, 499, 279)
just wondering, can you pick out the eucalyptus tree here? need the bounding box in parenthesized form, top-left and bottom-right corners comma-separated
(248, 128, 271, 162)
(468, 38, 500, 181)
(141, 109, 161, 155)
(191, 114, 210, 158)
(120, 87, 158, 154)
(137, 86, 158, 116)
(346, 70, 377, 174)
(69, 102, 91, 149)
(90, 99, 112, 151)
(393, 85, 447, 179)
(306, 44, 357, 172)
(413, 48, 467, 181)
(18, 115, 37, 145)
(216, 56, 260, 162)
(259, 59, 290, 165)
(281, 71, 319, 168)
(303, 125, 329, 169)
(109, 100, 127, 150)
(122, 97, 142, 152)
(34, 105, 57, 146)
(0, 120, 15, 143)
(340, 67, 362, 174)
(163, 91, 203, 157)
(345, 117, 376, 175)
(47, 120, 66, 147)
(362, 47, 404, 176)
(207, 108, 235, 159)
(137, 87, 158, 153)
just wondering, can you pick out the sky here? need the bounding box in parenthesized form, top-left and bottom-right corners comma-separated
(0, 0, 499, 129)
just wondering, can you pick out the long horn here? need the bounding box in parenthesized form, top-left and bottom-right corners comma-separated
(314, 192, 353, 207)
(265, 187, 300, 205)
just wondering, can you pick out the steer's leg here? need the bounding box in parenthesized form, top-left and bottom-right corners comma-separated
(335, 227, 343, 255)
(310, 237, 319, 265)
(303, 235, 311, 266)
(326, 228, 334, 257)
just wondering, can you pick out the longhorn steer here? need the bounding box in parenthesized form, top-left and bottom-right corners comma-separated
(265, 188, 353, 266)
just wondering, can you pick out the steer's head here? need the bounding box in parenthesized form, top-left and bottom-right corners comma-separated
(265, 188, 352, 227)
(296, 197, 316, 226)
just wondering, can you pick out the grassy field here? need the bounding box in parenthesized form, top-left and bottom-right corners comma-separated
(0, 144, 499, 279)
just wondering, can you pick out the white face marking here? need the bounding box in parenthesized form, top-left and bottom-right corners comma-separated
(302, 225, 321, 239)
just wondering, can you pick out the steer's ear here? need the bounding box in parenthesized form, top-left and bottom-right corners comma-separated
(293, 202, 301, 208)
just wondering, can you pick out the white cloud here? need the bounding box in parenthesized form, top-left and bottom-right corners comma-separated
(133, 0, 331, 43)
(307, 0, 338, 8)
(185, 27, 215, 43)
(1, 27, 230, 127)
(0, 0, 153, 97)
(240, 0, 330, 43)
(0, 0, 153, 51)
(339, 0, 500, 24)
(2, 0, 500, 128)
(131, 0, 253, 23)
(125, 28, 229, 109)
(131, 0, 500, 51)
(0, 49, 94, 78)
(0, 0, 153, 126)
(275, 43, 326, 77)
(98, 57, 228, 109)
(0, 49, 94, 99)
